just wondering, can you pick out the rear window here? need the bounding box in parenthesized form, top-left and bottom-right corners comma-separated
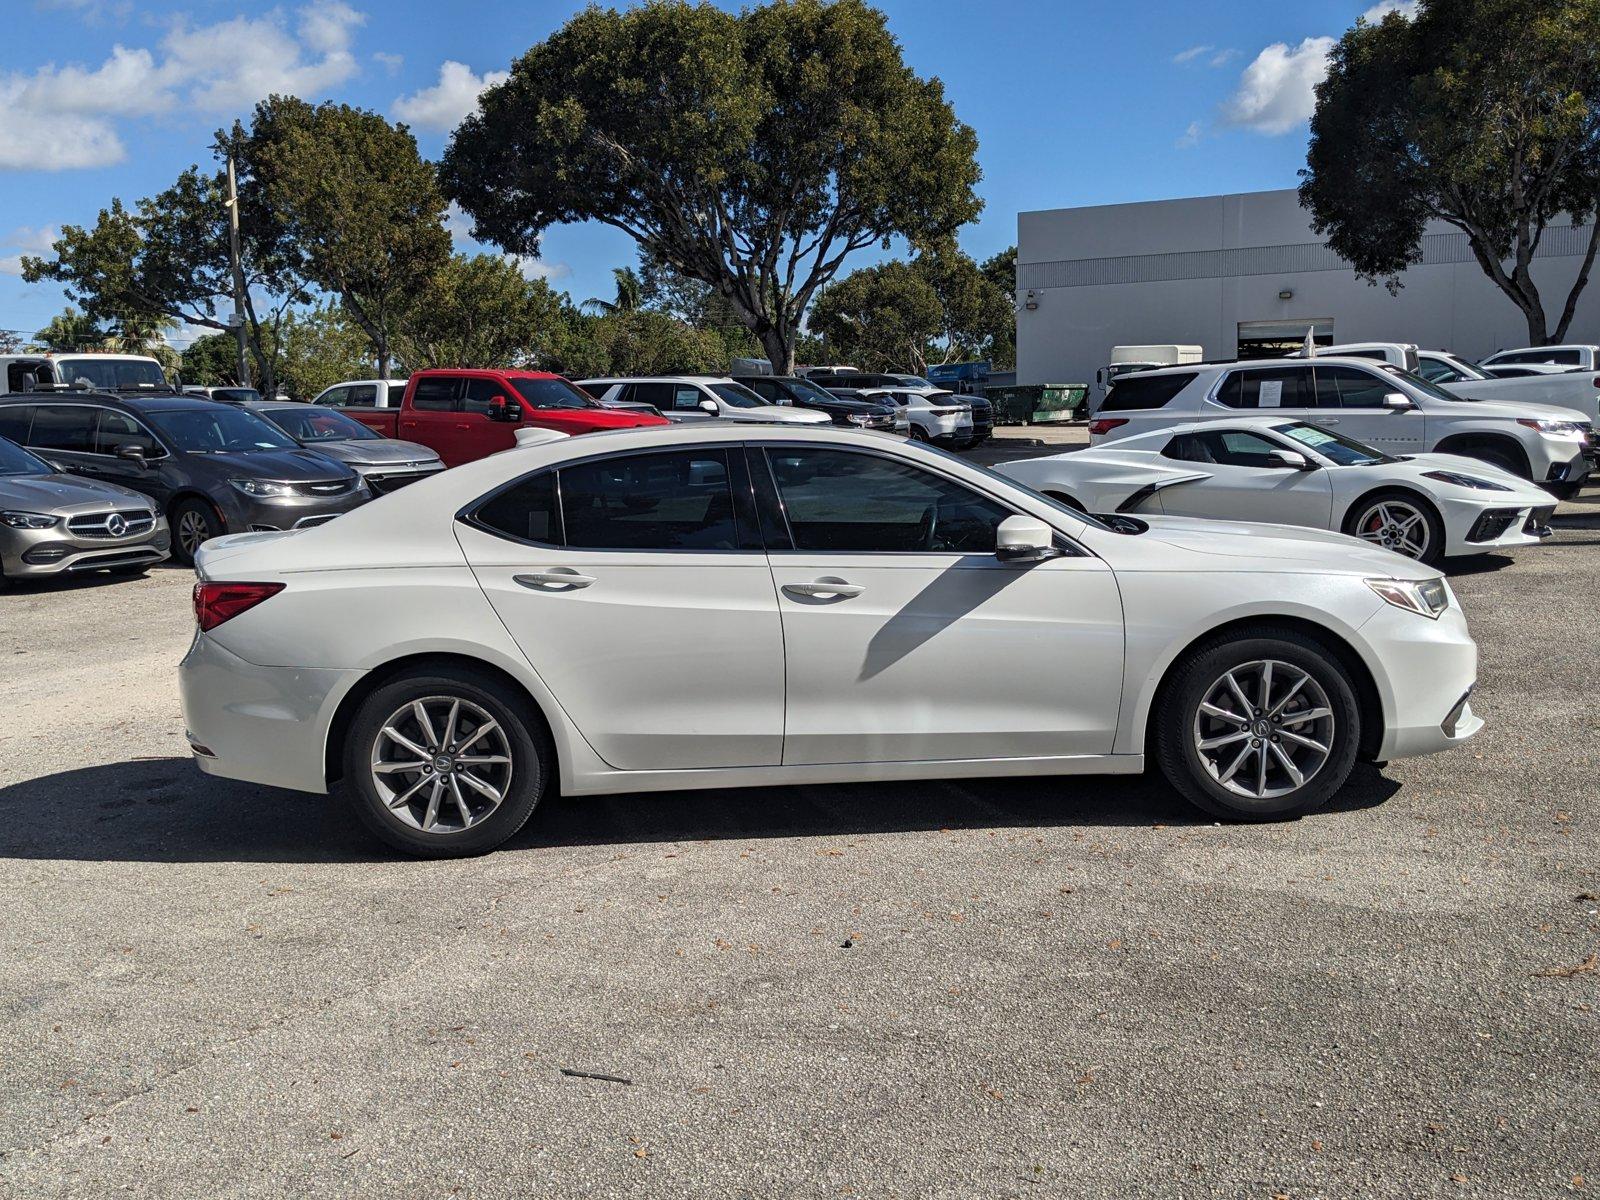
(1099, 372, 1196, 412)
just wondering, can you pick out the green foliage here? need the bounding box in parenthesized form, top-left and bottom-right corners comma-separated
(397, 254, 570, 369)
(550, 309, 730, 378)
(182, 333, 244, 386)
(1300, 0, 1600, 343)
(275, 305, 375, 400)
(242, 96, 452, 377)
(583, 266, 644, 315)
(441, 0, 982, 372)
(33, 308, 111, 353)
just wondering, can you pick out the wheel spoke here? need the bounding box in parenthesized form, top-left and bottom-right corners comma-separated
(421, 779, 444, 831)
(455, 754, 510, 767)
(373, 760, 426, 775)
(1224, 671, 1254, 715)
(456, 769, 503, 803)
(454, 721, 500, 753)
(1279, 706, 1332, 727)
(386, 772, 432, 810)
(1199, 730, 1251, 751)
(1217, 741, 1254, 784)
(1200, 700, 1245, 721)
(1254, 745, 1268, 797)
(412, 701, 440, 751)
(1269, 742, 1304, 787)
(442, 700, 460, 751)
(381, 725, 430, 760)
(1258, 660, 1274, 711)
(1267, 675, 1307, 719)
(449, 775, 473, 826)
(1279, 728, 1330, 754)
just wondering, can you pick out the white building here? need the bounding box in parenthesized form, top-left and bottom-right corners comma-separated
(1016, 187, 1600, 385)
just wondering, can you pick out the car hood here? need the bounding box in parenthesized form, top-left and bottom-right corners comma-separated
(1380, 452, 1554, 500)
(297, 438, 440, 467)
(196, 448, 357, 481)
(811, 397, 894, 416)
(1431, 396, 1590, 424)
(558, 409, 671, 428)
(1129, 514, 1439, 579)
(0, 472, 154, 515)
(732, 406, 831, 423)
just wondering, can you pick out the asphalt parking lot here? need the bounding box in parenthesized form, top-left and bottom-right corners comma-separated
(2, 433, 1598, 1198)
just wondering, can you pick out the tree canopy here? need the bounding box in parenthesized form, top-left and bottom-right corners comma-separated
(441, 0, 982, 372)
(396, 254, 569, 369)
(1300, 0, 1600, 344)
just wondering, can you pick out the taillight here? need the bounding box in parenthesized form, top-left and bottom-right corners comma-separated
(1089, 418, 1128, 437)
(193, 581, 285, 632)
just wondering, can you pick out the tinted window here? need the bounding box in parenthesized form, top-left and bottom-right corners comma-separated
(766, 448, 1011, 553)
(462, 378, 506, 416)
(743, 379, 783, 402)
(561, 449, 739, 550)
(0, 406, 33, 446)
(1100, 372, 1197, 412)
(476, 471, 559, 545)
(347, 385, 379, 407)
(1162, 430, 1283, 468)
(509, 378, 596, 410)
(92, 409, 162, 457)
(1498, 348, 1581, 365)
(53, 357, 166, 390)
(1214, 367, 1313, 409)
(0, 433, 49, 475)
(1314, 365, 1393, 408)
(1414, 358, 1468, 383)
(411, 378, 458, 411)
(146, 407, 296, 452)
(263, 406, 380, 442)
(29, 405, 96, 452)
(630, 382, 673, 408)
(709, 383, 764, 408)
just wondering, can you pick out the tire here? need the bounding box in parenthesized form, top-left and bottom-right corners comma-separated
(1044, 490, 1086, 512)
(1154, 629, 1361, 822)
(342, 666, 548, 857)
(1343, 489, 1446, 565)
(1458, 442, 1528, 480)
(170, 497, 224, 566)
(908, 425, 930, 442)
(1547, 479, 1582, 501)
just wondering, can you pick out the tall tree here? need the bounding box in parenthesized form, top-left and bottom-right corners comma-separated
(275, 305, 375, 400)
(244, 97, 451, 378)
(397, 254, 569, 368)
(182, 332, 245, 386)
(33, 308, 110, 353)
(441, 0, 981, 373)
(1300, 0, 1600, 344)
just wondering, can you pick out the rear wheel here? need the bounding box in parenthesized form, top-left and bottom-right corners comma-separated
(170, 498, 224, 566)
(1344, 490, 1444, 565)
(1155, 630, 1361, 821)
(342, 666, 548, 857)
(908, 424, 930, 442)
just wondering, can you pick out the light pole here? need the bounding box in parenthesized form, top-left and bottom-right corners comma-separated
(225, 155, 249, 386)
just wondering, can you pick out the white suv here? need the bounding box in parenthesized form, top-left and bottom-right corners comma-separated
(1090, 356, 1592, 496)
(575, 377, 829, 425)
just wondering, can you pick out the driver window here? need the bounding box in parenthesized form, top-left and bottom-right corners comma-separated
(1314, 365, 1393, 408)
(461, 379, 504, 416)
(91, 409, 161, 457)
(1199, 430, 1286, 468)
(764, 447, 1011, 553)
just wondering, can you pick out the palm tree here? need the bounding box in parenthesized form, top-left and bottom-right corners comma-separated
(582, 266, 643, 315)
(33, 308, 109, 353)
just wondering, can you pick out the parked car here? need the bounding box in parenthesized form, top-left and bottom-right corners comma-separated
(574, 377, 830, 425)
(0, 434, 170, 585)
(0, 352, 169, 394)
(809, 386, 912, 435)
(1480, 344, 1600, 371)
(1089, 356, 1592, 497)
(859, 387, 974, 446)
(1308, 342, 1600, 427)
(184, 386, 264, 404)
(732, 373, 901, 431)
(0, 392, 367, 565)
(242, 401, 445, 495)
(181, 423, 1483, 858)
(310, 379, 409, 409)
(825, 376, 991, 445)
(327, 369, 668, 467)
(1479, 363, 1575, 378)
(997, 416, 1554, 565)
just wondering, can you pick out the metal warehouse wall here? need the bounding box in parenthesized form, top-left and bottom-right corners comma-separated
(1015, 189, 1600, 385)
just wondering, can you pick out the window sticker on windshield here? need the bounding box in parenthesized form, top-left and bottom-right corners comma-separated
(1288, 426, 1337, 447)
(1258, 379, 1283, 407)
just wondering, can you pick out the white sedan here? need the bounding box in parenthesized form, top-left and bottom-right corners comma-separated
(180, 424, 1482, 857)
(998, 418, 1555, 565)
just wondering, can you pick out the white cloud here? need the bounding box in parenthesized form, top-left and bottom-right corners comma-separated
(298, 2, 365, 55)
(161, 11, 362, 112)
(374, 51, 404, 75)
(394, 60, 508, 132)
(515, 257, 570, 283)
(0, 226, 59, 276)
(1209, 48, 1240, 67)
(1221, 36, 1336, 134)
(1361, 0, 1418, 19)
(1175, 121, 1203, 150)
(1173, 44, 1213, 64)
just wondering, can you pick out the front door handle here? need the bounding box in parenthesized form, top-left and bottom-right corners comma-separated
(514, 569, 596, 590)
(783, 577, 864, 599)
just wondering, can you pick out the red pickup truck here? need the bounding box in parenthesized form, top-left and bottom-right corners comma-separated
(330, 369, 668, 467)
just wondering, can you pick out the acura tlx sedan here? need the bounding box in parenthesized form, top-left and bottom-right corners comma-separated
(180, 424, 1483, 858)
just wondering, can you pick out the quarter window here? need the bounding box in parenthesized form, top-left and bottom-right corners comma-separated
(28, 405, 96, 453)
(0, 405, 34, 445)
(1214, 367, 1313, 409)
(765, 447, 1011, 553)
(476, 471, 559, 545)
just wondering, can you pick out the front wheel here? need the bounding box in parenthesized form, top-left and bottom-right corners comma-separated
(1155, 631, 1361, 821)
(170, 498, 224, 566)
(342, 666, 548, 857)
(1344, 491, 1444, 565)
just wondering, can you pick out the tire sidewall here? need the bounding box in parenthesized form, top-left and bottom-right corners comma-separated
(343, 669, 547, 857)
(1157, 633, 1361, 821)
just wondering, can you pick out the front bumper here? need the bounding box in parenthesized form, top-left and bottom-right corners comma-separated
(1442, 497, 1553, 557)
(219, 485, 370, 534)
(180, 631, 364, 795)
(1, 518, 171, 577)
(1358, 591, 1482, 760)
(353, 461, 447, 495)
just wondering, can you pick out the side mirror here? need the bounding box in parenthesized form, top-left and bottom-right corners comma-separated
(996, 514, 1065, 563)
(116, 443, 150, 467)
(698, 398, 720, 415)
(489, 397, 521, 423)
(1266, 449, 1313, 470)
(1383, 392, 1414, 410)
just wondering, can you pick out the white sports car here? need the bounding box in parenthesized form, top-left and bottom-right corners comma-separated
(997, 418, 1556, 565)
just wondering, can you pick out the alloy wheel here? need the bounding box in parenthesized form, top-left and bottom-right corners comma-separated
(369, 695, 514, 834)
(177, 509, 211, 556)
(1191, 659, 1334, 801)
(1354, 499, 1430, 559)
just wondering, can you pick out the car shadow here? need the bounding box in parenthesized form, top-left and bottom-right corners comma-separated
(0, 757, 1400, 865)
(1444, 553, 1516, 577)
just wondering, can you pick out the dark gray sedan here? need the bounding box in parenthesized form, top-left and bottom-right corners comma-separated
(0, 436, 170, 584)
(243, 402, 446, 494)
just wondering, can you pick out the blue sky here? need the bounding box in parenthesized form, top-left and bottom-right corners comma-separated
(0, 0, 1410, 345)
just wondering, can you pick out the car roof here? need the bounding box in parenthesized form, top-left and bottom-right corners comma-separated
(0, 389, 226, 413)
(1119, 355, 1400, 377)
(577, 376, 730, 385)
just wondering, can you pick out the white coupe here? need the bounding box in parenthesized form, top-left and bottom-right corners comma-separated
(180, 424, 1482, 857)
(998, 418, 1556, 565)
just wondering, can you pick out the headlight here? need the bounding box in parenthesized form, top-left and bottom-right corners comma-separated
(1366, 576, 1450, 619)
(229, 478, 296, 498)
(1421, 469, 1512, 491)
(0, 511, 58, 529)
(1517, 418, 1584, 435)
(847, 414, 873, 426)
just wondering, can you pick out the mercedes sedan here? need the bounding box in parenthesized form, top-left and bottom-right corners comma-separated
(180, 425, 1483, 857)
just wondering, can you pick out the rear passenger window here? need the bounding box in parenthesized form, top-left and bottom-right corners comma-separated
(28, 405, 96, 452)
(1100, 372, 1197, 412)
(0, 405, 33, 445)
(1214, 367, 1312, 409)
(562, 449, 739, 550)
(411, 378, 458, 411)
(476, 472, 559, 545)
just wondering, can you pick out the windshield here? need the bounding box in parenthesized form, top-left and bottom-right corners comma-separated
(213, 387, 264, 403)
(0, 436, 51, 476)
(147, 407, 297, 453)
(1425, 354, 1488, 382)
(260, 406, 380, 442)
(1273, 421, 1396, 466)
(710, 382, 767, 408)
(1378, 364, 1464, 402)
(55, 357, 167, 390)
(510, 377, 598, 410)
(784, 377, 844, 405)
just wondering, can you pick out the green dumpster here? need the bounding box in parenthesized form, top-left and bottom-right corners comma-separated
(984, 383, 1087, 426)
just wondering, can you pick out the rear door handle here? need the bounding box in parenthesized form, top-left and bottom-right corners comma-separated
(783, 577, 864, 599)
(514, 570, 596, 590)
